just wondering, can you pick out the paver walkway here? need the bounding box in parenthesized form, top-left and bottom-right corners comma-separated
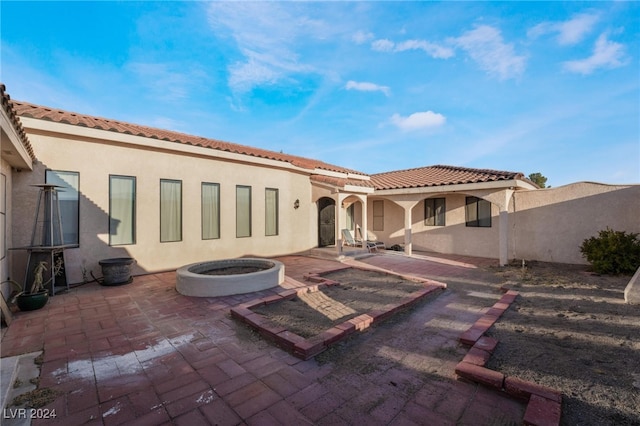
(1, 252, 525, 425)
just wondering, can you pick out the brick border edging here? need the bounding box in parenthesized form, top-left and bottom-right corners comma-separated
(231, 267, 446, 360)
(455, 290, 563, 426)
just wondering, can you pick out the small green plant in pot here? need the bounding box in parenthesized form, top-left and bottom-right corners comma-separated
(3, 258, 63, 311)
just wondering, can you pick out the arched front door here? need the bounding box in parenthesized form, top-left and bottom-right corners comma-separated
(318, 197, 336, 247)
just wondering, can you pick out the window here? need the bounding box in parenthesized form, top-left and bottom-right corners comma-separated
(265, 188, 279, 236)
(46, 170, 79, 245)
(1, 173, 5, 260)
(236, 185, 251, 238)
(160, 179, 182, 242)
(109, 176, 136, 245)
(465, 196, 492, 227)
(202, 183, 220, 240)
(346, 204, 355, 230)
(373, 200, 384, 231)
(425, 198, 446, 226)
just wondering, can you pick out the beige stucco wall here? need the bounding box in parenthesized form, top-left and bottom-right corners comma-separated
(410, 194, 501, 257)
(511, 182, 640, 264)
(368, 194, 501, 257)
(11, 118, 639, 283)
(12, 129, 318, 284)
(367, 198, 405, 244)
(366, 182, 639, 265)
(1, 158, 12, 298)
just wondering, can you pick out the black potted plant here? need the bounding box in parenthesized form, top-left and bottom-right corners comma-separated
(3, 258, 62, 311)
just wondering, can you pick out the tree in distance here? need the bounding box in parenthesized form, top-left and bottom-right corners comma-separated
(528, 172, 548, 188)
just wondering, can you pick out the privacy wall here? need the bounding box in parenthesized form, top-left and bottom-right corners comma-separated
(511, 182, 640, 264)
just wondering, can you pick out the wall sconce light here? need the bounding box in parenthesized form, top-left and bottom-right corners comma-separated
(293, 199, 300, 209)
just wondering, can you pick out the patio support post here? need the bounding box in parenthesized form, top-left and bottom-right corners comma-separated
(498, 189, 514, 267)
(404, 207, 412, 256)
(475, 189, 513, 266)
(361, 198, 368, 242)
(499, 208, 508, 266)
(336, 193, 347, 255)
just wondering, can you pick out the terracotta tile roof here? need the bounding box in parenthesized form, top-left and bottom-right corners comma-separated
(12, 100, 367, 176)
(0, 85, 36, 160)
(371, 165, 525, 190)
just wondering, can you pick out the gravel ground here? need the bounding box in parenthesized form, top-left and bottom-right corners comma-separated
(487, 262, 640, 426)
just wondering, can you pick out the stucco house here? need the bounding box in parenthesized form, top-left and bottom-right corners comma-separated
(1, 84, 639, 295)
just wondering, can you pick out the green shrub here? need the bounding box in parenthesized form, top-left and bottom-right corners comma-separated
(580, 228, 640, 275)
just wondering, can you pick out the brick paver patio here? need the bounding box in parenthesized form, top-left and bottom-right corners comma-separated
(1, 251, 526, 425)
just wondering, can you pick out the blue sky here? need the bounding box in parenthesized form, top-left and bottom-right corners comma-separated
(2, 1, 638, 186)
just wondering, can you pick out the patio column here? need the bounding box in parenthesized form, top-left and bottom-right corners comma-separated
(499, 208, 508, 266)
(336, 193, 347, 255)
(478, 189, 514, 267)
(361, 197, 368, 242)
(497, 189, 514, 267)
(404, 206, 412, 256)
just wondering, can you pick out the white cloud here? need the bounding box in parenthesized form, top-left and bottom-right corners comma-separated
(228, 59, 279, 93)
(557, 13, 600, 45)
(390, 111, 446, 131)
(528, 12, 600, 45)
(395, 40, 455, 59)
(371, 38, 453, 59)
(206, 2, 335, 93)
(371, 38, 395, 52)
(345, 80, 390, 96)
(352, 30, 374, 45)
(563, 33, 627, 74)
(451, 25, 526, 80)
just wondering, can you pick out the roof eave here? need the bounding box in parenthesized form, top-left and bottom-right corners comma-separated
(1, 108, 34, 170)
(343, 184, 375, 194)
(373, 179, 531, 195)
(311, 168, 369, 181)
(15, 100, 369, 178)
(20, 117, 354, 177)
(513, 178, 539, 190)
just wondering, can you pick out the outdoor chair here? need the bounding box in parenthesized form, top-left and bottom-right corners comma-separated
(356, 225, 386, 251)
(341, 229, 378, 252)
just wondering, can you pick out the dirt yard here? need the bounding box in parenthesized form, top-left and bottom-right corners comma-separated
(250, 260, 639, 425)
(253, 268, 431, 337)
(488, 262, 640, 426)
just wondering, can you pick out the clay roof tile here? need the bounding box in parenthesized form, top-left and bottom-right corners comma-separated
(371, 164, 524, 190)
(12, 100, 367, 177)
(0, 84, 36, 161)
